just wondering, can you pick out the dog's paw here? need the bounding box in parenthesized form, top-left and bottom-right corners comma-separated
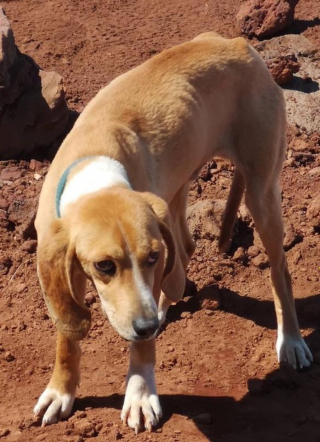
(121, 367, 162, 433)
(276, 332, 313, 369)
(34, 387, 75, 426)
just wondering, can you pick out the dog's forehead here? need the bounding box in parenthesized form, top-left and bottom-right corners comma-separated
(72, 197, 161, 261)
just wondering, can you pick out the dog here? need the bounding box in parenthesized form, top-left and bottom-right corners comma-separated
(33, 32, 312, 433)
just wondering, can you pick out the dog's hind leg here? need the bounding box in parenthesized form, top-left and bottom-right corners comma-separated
(34, 332, 81, 425)
(245, 175, 313, 369)
(219, 169, 245, 253)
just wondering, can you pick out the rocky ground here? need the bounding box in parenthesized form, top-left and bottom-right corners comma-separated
(0, 0, 320, 441)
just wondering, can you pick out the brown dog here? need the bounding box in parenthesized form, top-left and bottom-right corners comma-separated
(33, 32, 312, 433)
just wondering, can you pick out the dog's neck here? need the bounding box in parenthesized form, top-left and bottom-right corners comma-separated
(56, 156, 131, 218)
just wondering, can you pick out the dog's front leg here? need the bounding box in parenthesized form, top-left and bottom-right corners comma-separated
(34, 332, 81, 425)
(121, 338, 161, 433)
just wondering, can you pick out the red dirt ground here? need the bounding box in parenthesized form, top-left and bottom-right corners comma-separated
(0, 1, 320, 441)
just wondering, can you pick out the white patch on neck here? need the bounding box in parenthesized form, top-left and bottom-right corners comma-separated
(59, 156, 131, 217)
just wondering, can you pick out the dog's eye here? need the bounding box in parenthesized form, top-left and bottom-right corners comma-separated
(94, 260, 116, 276)
(147, 251, 159, 266)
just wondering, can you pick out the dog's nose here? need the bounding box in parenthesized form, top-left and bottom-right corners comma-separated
(132, 317, 159, 339)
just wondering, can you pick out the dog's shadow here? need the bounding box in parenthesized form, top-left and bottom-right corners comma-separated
(75, 360, 320, 441)
(74, 285, 320, 441)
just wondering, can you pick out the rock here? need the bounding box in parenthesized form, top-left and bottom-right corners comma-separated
(187, 199, 227, 241)
(283, 222, 300, 250)
(8, 198, 37, 239)
(0, 7, 69, 159)
(251, 253, 269, 269)
(306, 195, 320, 228)
(247, 245, 260, 258)
(0, 428, 10, 438)
(264, 54, 300, 85)
(73, 419, 97, 438)
(29, 159, 42, 172)
(232, 246, 246, 262)
(308, 166, 320, 177)
(85, 292, 96, 305)
(197, 285, 221, 311)
(20, 239, 37, 253)
(4, 351, 14, 362)
(0, 166, 23, 181)
(256, 35, 320, 135)
(237, 0, 299, 39)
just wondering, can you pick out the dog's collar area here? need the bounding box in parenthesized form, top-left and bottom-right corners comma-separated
(55, 155, 131, 218)
(55, 156, 96, 218)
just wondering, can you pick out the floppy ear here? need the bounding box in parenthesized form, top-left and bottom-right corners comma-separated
(141, 192, 185, 301)
(37, 219, 91, 341)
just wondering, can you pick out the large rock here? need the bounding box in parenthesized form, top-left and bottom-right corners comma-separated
(256, 35, 320, 135)
(0, 8, 69, 159)
(237, 0, 299, 39)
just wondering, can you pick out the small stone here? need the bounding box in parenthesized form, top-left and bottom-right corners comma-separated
(306, 195, 320, 228)
(0, 167, 23, 181)
(73, 419, 96, 437)
(15, 283, 26, 293)
(18, 320, 26, 331)
(0, 428, 10, 438)
(115, 429, 122, 440)
(29, 159, 42, 172)
(192, 413, 212, 424)
(233, 247, 246, 262)
(4, 351, 15, 362)
(291, 250, 301, 265)
(247, 246, 260, 258)
(180, 312, 192, 319)
(265, 55, 300, 85)
(20, 240, 37, 253)
(251, 253, 269, 269)
(34, 173, 41, 181)
(85, 292, 96, 305)
(197, 285, 221, 311)
(308, 167, 320, 177)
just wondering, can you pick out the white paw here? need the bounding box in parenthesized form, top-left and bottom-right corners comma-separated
(34, 388, 75, 426)
(276, 331, 313, 369)
(121, 366, 162, 434)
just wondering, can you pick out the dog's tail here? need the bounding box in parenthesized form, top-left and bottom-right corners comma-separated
(218, 169, 245, 253)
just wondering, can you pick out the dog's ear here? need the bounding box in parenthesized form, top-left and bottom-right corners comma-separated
(37, 219, 91, 341)
(141, 192, 185, 301)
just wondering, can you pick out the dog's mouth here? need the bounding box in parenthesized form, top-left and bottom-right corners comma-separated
(98, 297, 159, 342)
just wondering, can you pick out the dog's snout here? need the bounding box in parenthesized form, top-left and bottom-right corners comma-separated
(132, 317, 159, 339)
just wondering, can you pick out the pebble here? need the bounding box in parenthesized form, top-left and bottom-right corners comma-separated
(4, 351, 15, 362)
(0, 428, 10, 438)
(308, 166, 320, 176)
(251, 253, 269, 269)
(20, 240, 37, 253)
(85, 292, 96, 305)
(73, 419, 96, 437)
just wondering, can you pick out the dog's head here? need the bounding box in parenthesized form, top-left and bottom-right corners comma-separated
(37, 188, 179, 341)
